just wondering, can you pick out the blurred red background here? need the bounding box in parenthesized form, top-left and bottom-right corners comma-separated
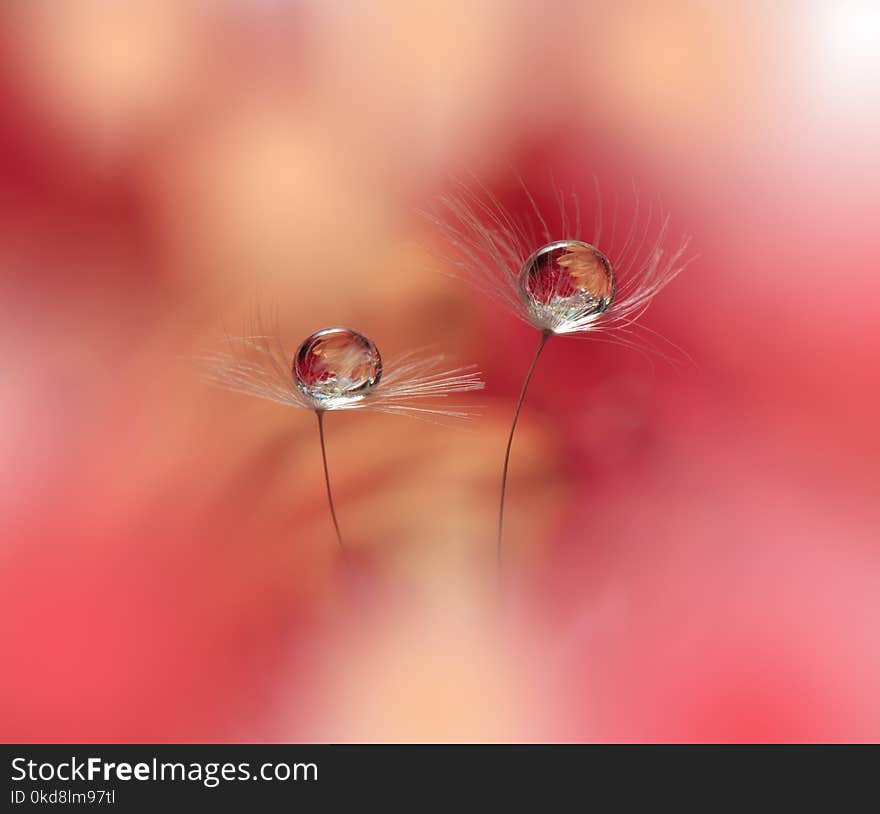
(1, 1, 878, 743)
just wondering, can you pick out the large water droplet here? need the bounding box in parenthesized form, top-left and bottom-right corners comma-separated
(518, 240, 615, 331)
(293, 327, 382, 405)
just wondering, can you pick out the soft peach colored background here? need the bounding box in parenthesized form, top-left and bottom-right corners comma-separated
(1, 1, 878, 742)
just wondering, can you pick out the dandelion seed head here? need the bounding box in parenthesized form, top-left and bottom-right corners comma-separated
(518, 240, 616, 334)
(198, 319, 484, 420)
(429, 176, 691, 354)
(293, 327, 382, 408)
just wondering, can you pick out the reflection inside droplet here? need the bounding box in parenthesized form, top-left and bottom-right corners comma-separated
(293, 327, 382, 404)
(518, 240, 615, 330)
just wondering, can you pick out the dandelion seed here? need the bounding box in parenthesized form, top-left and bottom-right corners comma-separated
(428, 177, 691, 578)
(199, 323, 484, 553)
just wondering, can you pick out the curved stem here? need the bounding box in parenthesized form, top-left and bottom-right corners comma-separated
(316, 410, 344, 552)
(497, 330, 550, 579)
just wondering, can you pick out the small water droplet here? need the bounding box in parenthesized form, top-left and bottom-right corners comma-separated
(293, 327, 382, 405)
(518, 240, 615, 331)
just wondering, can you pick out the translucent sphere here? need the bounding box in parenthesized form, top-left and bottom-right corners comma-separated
(293, 327, 382, 404)
(518, 240, 615, 330)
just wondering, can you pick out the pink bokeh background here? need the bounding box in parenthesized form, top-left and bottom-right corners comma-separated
(1, 1, 878, 742)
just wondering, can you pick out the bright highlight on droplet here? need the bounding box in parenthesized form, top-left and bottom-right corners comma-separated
(293, 327, 382, 404)
(518, 240, 616, 332)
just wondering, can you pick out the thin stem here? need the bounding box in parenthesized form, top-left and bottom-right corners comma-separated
(497, 330, 551, 579)
(316, 410, 344, 553)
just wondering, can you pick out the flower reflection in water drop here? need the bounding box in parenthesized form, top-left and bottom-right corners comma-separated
(294, 327, 382, 406)
(200, 322, 484, 553)
(518, 240, 616, 333)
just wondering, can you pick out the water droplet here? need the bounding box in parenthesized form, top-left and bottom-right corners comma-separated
(293, 327, 382, 405)
(518, 240, 615, 331)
